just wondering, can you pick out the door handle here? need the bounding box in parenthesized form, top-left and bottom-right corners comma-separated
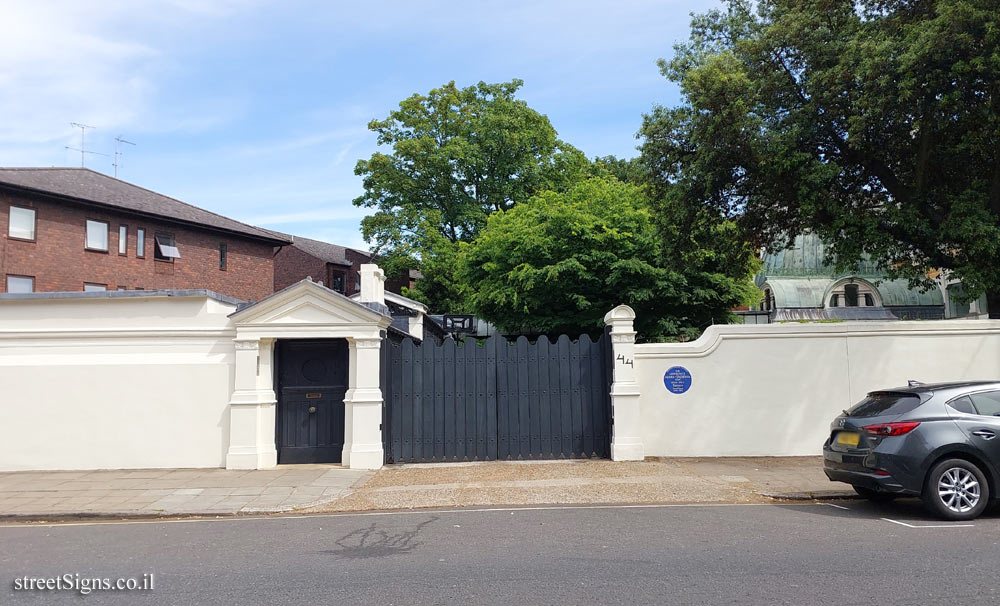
(308, 406, 317, 414)
(972, 430, 996, 440)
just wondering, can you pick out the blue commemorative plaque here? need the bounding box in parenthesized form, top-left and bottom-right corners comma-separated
(663, 366, 692, 394)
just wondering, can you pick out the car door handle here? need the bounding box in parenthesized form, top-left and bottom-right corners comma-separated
(972, 430, 996, 440)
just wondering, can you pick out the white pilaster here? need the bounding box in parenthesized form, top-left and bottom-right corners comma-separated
(342, 336, 384, 469)
(226, 338, 278, 469)
(604, 305, 644, 461)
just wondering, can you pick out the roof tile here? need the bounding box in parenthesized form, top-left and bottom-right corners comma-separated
(0, 167, 290, 244)
(290, 235, 370, 265)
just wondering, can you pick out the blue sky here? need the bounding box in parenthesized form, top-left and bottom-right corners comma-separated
(1, 0, 717, 249)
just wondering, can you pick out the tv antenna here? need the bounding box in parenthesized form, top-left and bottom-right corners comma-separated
(65, 122, 107, 168)
(113, 136, 136, 178)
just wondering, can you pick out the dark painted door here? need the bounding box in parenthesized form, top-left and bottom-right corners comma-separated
(277, 340, 348, 464)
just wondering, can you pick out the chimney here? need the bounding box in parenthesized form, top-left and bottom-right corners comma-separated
(359, 264, 386, 307)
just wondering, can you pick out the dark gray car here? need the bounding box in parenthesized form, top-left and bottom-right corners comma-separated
(824, 381, 1000, 520)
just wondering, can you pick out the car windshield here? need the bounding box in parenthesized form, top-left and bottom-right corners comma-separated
(846, 392, 922, 417)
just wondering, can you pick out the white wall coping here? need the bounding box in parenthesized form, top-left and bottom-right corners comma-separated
(0, 288, 244, 306)
(352, 290, 429, 314)
(635, 319, 1000, 358)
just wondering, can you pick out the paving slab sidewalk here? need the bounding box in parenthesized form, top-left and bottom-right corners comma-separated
(0, 457, 852, 521)
(0, 465, 372, 520)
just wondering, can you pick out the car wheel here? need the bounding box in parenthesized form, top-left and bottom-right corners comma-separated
(923, 458, 989, 521)
(852, 485, 897, 502)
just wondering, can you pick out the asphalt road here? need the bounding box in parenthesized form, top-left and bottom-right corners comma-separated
(2, 499, 999, 605)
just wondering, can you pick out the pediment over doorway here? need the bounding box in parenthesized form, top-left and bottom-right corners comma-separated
(230, 279, 390, 328)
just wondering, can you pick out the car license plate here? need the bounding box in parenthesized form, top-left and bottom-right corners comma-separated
(836, 432, 860, 447)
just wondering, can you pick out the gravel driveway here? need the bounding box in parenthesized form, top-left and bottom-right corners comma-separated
(304, 456, 849, 512)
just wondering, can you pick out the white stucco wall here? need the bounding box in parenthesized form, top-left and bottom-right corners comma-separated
(9, 289, 996, 470)
(0, 294, 237, 471)
(634, 320, 1000, 457)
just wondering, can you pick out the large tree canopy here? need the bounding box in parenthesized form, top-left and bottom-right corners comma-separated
(354, 79, 587, 311)
(460, 177, 759, 340)
(642, 0, 1000, 312)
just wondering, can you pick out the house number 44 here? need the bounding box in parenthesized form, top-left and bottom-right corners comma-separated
(616, 354, 633, 367)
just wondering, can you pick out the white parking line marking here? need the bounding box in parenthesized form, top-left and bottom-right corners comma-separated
(882, 517, 974, 529)
(824, 503, 850, 510)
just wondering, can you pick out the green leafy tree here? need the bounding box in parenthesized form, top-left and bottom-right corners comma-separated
(354, 79, 588, 311)
(642, 0, 1000, 313)
(590, 155, 649, 185)
(460, 177, 760, 340)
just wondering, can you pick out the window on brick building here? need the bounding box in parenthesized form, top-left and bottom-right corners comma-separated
(119, 225, 128, 255)
(85, 220, 109, 251)
(330, 272, 345, 294)
(219, 243, 228, 270)
(83, 283, 107, 292)
(8, 207, 36, 240)
(137, 228, 145, 257)
(154, 233, 180, 262)
(6, 275, 34, 293)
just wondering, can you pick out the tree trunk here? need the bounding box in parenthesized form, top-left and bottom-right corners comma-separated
(987, 289, 1000, 319)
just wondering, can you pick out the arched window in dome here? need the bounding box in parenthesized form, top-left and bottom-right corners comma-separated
(827, 279, 880, 309)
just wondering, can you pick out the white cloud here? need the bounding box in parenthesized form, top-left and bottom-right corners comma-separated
(0, 3, 150, 145)
(226, 126, 370, 158)
(0, 0, 258, 160)
(0, 0, 708, 249)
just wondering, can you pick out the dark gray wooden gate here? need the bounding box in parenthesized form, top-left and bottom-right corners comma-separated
(381, 333, 612, 463)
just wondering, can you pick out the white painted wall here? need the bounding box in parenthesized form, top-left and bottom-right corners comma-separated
(633, 320, 1000, 457)
(0, 294, 237, 471)
(8, 289, 996, 470)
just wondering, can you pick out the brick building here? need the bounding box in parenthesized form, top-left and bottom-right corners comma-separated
(0, 168, 290, 301)
(273, 235, 419, 296)
(273, 235, 372, 295)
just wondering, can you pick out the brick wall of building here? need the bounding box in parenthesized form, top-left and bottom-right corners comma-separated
(274, 246, 373, 296)
(0, 191, 276, 301)
(269, 237, 420, 300)
(342, 248, 372, 295)
(273, 244, 329, 292)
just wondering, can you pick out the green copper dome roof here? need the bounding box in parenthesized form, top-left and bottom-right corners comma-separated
(877, 279, 944, 307)
(761, 277, 944, 309)
(761, 233, 882, 279)
(763, 278, 831, 308)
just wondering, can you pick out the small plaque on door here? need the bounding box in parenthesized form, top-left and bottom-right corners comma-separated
(305, 393, 322, 399)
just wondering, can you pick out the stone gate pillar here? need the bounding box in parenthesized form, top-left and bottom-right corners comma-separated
(342, 336, 384, 469)
(604, 305, 644, 461)
(226, 337, 278, 469)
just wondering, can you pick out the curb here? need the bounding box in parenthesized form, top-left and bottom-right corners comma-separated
(0, 487, 366, 524)
(0, 511, 251, 523)
(759, 490, 857, 501)
(1, 495, 859, 522)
